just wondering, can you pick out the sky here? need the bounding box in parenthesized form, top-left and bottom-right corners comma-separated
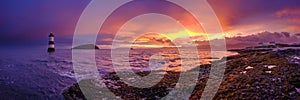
(1, 0, 300, 47)
(208, 0, 300, 36)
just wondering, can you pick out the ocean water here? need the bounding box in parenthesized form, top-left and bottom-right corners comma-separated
(0, 45, 237, 99)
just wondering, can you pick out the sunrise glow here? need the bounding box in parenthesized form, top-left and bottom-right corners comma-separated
(163, 29, 207, 40)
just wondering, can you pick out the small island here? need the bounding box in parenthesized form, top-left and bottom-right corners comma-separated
(72, 44, 100, 50)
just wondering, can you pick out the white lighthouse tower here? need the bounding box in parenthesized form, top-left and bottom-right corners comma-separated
(48, 32, 55, 52)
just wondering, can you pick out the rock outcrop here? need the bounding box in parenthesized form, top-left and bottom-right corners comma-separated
(72, 44, 100, 50)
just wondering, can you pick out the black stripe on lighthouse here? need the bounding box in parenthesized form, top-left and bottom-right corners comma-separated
(49, 41, 55, 45)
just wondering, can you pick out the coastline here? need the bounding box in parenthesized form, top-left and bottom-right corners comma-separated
(63, 48, 300, 99)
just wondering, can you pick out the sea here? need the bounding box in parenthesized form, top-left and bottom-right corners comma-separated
(0, 43, 237, 99)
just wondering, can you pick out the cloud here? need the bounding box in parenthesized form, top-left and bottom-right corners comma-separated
(131, 33, 174, 48)
(276, 8, 300, 18)
(195, 31, 300, 49)
(2, 0, 300, 46)
(226, 31, 300, 49)
(208, 0, 300, 35)
(275, 8, 300, 32)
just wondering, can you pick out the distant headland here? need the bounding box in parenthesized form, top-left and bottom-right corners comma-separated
(228, 42, 300, 53)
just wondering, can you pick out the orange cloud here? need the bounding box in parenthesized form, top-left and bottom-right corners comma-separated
(132, 33, 174, 48)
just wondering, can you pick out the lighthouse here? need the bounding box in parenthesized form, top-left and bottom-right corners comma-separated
(48, 32, 55, 52)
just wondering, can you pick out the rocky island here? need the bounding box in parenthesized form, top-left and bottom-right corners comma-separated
(72, 44, 100, 50)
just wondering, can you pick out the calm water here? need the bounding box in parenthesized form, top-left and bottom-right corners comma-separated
(0, 46, 237, 99)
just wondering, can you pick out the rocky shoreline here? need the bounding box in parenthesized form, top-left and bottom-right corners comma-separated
(63, 49, 300, 99)
(212, 49, 300, 99)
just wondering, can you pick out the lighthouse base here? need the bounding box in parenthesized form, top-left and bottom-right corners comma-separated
(48, 48, 55, 53)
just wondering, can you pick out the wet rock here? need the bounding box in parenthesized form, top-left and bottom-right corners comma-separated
(62, 82, 87, 100)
